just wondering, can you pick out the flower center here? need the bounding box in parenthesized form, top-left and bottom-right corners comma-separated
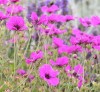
(73, 72, 79, 78)
(45, 74, 51, 79)
(14, 25, 20, 30)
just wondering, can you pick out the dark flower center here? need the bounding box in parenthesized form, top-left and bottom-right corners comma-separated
(14, 24, 20, 30)
(45, 74, 51, 79)
(73, 72, 79, 78)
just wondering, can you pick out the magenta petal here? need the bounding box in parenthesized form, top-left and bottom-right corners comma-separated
(39, 64, 53, 79)
(41, 6, 48, 12)
(56, 56, 69, 66)
(17, 69, 26, 76)
(74, 64, 84, 75)
(25, 58, 33, 64)
(65, 65, 72, 77)
(50, 59, 56, 66)
(50, 69, 59, 77)
(47, 78, 59, 86)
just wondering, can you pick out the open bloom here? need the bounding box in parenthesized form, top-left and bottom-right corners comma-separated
(6, 16, 27, 31)
(39, 64, 59, 86)
(52, 37, 64, 48)
(31, 12, 38, 24)
(31, 12, 48, 25)
(58, 45, 82, 54)
(70, 28, 93, 45)
(50, 56, 69, 66)
(25, 50, 44, 64)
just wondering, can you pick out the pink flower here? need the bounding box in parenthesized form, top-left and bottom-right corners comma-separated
(92, 36, 100, 50)
(38, 14, 48, 25)
(17, 69, 34, 82)
(48, 14, 68, 23)
(31, 12, 38, 24)
(17, 69, 26, 76)
(67, 45, 82, 53)
(6, 5, 24, 15)
(0, 0, 8, 4)
(58, 45, 82, 54)
(10, 0, 20, 3)
(48, 5, 59, 13)
(65, 15, 74, 22)
(74, 64, 84, 75)
(79, 17, 91, 27)
(39, 64, 59, 86)
(65, 65, 73, 77)
(41, 5, 59, 13)
(52, 37, 64, 48)
(70, 28, 93, 45)
(58, 45, 69, 54)
(31, 12, 48, 25)
(25, 50, 43, 64)
(50, 56, 69, 66)
(93, 45, 100, 50)
(0, 11, 7, 20)
(48, 14, 58, 23)
(55, 15, 66, 23)
(28, 74, 34, 82)
(65, 64, 84, 88)
(40, 24, 66, 36)
(41, 6, 48, 13)
(91, 16, 100, 26)
(92, 36, 100, 46)
(65, 64, 84, 79)
(77, 76, 84, 88)
(6, 16, 27, 31)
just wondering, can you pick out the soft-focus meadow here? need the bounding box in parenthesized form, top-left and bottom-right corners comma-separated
(0, 0, 100, 92)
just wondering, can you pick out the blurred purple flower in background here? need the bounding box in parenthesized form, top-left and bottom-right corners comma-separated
(61, 0, 69, 15)
(50, 56, 69, 66)
(17, 69, 26, 76)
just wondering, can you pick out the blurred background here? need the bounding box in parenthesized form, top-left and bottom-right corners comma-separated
(24, 0, 100, 35)
(25, 0, 100, 17)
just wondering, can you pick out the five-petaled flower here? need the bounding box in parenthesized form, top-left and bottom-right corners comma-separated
(39, 64, 59, 86)
(6, 16, 28, 31)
